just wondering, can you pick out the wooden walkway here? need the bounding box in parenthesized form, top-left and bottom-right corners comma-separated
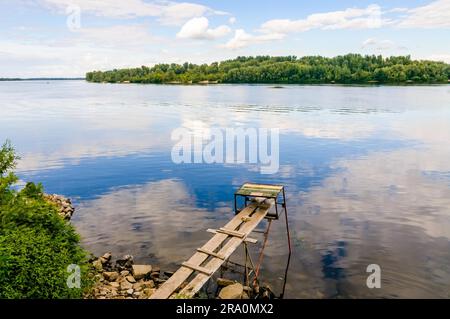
(150, 198, 274, 299)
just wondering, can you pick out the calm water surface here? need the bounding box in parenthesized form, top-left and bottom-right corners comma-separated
(1, 81, 450, 298)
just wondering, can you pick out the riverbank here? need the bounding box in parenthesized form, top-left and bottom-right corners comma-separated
(86, 55, 450, 85)
(55, 195, 273, 299)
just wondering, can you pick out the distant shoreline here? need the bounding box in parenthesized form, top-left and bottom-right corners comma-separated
(0, 78, 84, 81)
(85, 55, 450, 86)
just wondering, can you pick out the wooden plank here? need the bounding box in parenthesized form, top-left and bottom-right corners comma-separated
(236, 188, 280, 197)
(217, 228, 246, 238)
(242, 183, 283, 191)
(150, 204, 259, 299)
(181, 262, 214, 276)
(196, 248, 226, 260)
(206, 229, 258, 244)
(178, 205, 271, 297)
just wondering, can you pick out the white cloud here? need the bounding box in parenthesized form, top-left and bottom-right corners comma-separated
(158, 2, 227, 26)
(427, 54, 450, 63)
(220, 4, 389, 50)
(229, 17, 237, 25)
(176, 17, 231, 40)
(397, 0, 450, 28)
(260, 4, 387, 34)
(222, 29, 285, 50)
(35, 0, 225, 25)
(361, 38, 397, 50)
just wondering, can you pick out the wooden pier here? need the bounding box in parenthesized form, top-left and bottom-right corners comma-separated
(150, 183, 287, 299)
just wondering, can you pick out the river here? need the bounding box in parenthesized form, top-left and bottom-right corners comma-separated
(1, 80, 449, 298)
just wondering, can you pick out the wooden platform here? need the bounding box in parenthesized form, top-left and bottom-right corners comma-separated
(150, 199, 273, 299)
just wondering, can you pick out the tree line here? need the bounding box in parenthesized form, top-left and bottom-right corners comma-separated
(86, 54, 450, 85)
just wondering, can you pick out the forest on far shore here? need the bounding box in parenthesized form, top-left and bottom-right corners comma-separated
(86, 54, 450, 85)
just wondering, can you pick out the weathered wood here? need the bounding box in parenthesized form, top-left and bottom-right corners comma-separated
(243, 183, 283, 191)
(235, 183, 283, 197)
(181, 262, 214, 276)
(217, 228, 246, 238)
(196, 248, 226, 260)
(178, 206, 270, 297)
(206, 229, 258, 244)
(150, 204, 259, 299)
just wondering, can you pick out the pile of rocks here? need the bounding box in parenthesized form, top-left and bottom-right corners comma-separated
(86, 253, 175, 299)
(216, 278, 275, 299)
(44, 194, 75, 220)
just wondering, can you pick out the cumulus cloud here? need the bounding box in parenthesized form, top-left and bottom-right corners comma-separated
(34, 0, 225, 25)
(176, 17, 231, 40)
(397, 0, 450, 28)
(222, 29, 285, 50)
(259, 4, 387, 34)
(220, 4, 388, 49)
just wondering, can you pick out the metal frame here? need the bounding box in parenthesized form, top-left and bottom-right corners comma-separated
(234, 182, 286, 220)
(232, 182, 292, 298)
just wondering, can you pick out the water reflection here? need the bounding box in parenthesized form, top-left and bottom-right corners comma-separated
(1, 81, 449, 298)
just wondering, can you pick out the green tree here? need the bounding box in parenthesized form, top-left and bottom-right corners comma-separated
(0, 140, 91, 299)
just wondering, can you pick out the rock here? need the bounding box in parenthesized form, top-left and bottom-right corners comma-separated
(150, 271, 160, 279)
(126, 275, 136, 283)
(102, 252, 112, 261)
(218, 283, 244, 299)
(141, 281, 155, 289)
(99, 257, 109, 265)
(103, 271, 119, 281)
(132, 282, 142, 289)
(164, 271, 174, 277)
(132, 265, 152, 280)
(44, 193, 75, 220)
(120, 270, 130, 277)
(109, 282, 120, 288)
(152, 266, 161, 273)
(120, 280, 133, 291)
(92, 259, 103, 271)
(126, 288, 134, 295)
(133, 292, 141, 298)
(217, 278, 236, 287)
(116, 255, 134, 269)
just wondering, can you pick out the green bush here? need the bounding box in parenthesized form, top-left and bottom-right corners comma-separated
(0, 140, 91, 298)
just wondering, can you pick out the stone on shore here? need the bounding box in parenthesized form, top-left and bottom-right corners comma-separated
(120, 280, 133, 291)
(44, 193, 75, 220)
(141, 280, 155, 289)
(109, 282, 120, 288)
(102, 252, 112, 261)
(116, 255, 134, 269)
(132, 265, 153, 280)
(217, 278, 236, 287)
(126, 275, 136, 283)
(92, 259, 103, 271)
(103, 271, 119, 281)
(218, 283, 244, 299)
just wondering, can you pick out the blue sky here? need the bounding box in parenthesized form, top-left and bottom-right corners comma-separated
(0, 0, 449, 77)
